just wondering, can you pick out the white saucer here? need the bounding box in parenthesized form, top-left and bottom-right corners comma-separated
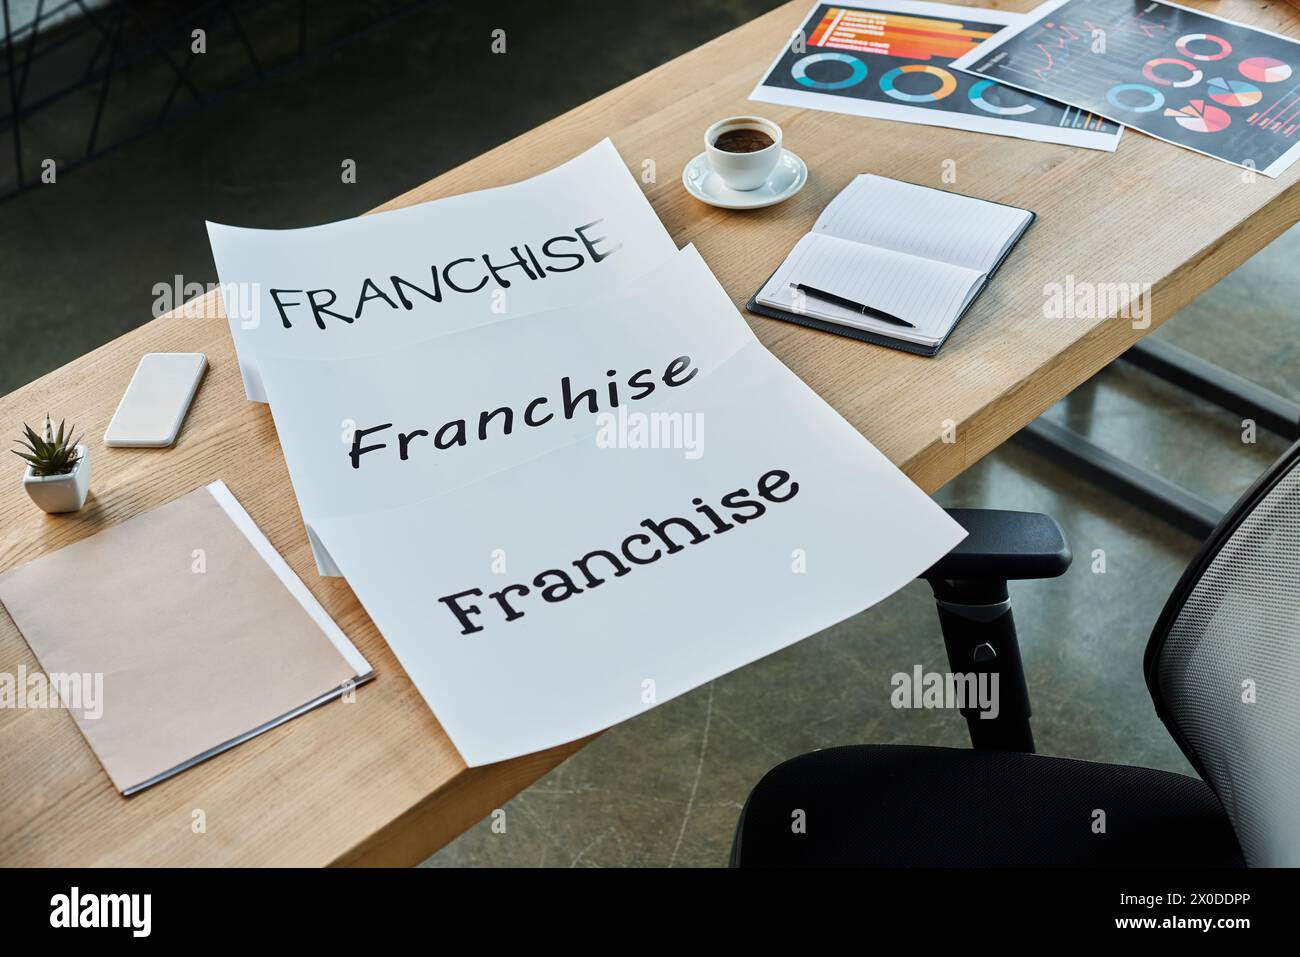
(682, 149, 807, 209)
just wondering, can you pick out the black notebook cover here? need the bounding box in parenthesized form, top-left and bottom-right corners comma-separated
(746, 183, 1035, 357)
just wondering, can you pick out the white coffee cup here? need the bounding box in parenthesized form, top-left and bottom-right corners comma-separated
(704, 116, 782, 191)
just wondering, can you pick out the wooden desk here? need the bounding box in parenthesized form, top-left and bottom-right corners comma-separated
(2, 0, 1298, 866)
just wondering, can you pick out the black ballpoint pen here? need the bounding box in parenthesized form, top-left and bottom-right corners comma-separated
(791, 282, 915, 329)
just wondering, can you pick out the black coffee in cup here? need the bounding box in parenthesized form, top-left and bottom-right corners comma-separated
(712, 128, 775, 153)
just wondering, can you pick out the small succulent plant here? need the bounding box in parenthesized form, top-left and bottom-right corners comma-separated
(13, 415, 81, 477)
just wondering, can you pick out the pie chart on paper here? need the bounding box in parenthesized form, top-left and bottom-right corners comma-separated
(1164, 99, 1232, 133)
(1239, 57, 1292, 83)
(1206, 76, 1263, 107)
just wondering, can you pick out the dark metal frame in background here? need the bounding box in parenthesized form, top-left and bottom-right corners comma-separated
(1015, 338, 1300, 540)
(1, 0, 435, 203)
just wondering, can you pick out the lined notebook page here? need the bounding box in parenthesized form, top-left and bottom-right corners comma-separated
(813, 174, 1032, 274)
(758, 234, 983, 341)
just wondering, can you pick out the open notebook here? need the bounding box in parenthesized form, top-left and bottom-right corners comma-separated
(748, 174, 1034, 356)
(0, 481, 372, 795)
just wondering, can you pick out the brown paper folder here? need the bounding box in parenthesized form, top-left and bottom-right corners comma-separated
(0, 480, 371, 795)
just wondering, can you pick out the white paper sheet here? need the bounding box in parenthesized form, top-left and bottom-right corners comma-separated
(261, 246, 750, 575)
(269, 251, 967, 766)
(209, 139, 678, 402)
(749, 0, 1123, 151)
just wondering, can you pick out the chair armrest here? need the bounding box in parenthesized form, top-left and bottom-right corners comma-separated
(923, 508, 1071, 582)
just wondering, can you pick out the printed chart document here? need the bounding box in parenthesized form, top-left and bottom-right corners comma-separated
(264, 250, 968, 766)
(751, 0, 1122, 150)
(951, 0, 1300, 176)
(262, 247, 746, 575)
(209, 138, 678, 401)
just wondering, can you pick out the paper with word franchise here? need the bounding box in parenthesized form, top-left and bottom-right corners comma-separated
(261, 246, 745, 575)
(950, 0, 1300, 176)
(209, 138, 678, 402)
(266, 248, 967, 766)
(751, 0, 1122, 150)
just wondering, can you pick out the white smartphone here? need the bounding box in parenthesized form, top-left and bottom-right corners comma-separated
(104, 353, 207, 448)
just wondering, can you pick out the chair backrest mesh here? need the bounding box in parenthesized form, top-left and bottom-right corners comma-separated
(1147, 441, 1300, 867)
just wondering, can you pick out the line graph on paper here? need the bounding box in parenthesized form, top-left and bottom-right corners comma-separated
(954, 0, 1300, 174)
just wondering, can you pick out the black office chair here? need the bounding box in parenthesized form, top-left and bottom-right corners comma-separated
(731, 439, 1300, 867)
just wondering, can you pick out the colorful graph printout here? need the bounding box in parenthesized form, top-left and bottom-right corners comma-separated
(950, 0, 1300, 176)
(750, 0, 1122, 150)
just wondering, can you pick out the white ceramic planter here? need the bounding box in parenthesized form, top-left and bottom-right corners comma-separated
(23, 443, 90, 513)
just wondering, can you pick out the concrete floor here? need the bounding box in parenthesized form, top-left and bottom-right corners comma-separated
(1, 1, 1295, 868)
